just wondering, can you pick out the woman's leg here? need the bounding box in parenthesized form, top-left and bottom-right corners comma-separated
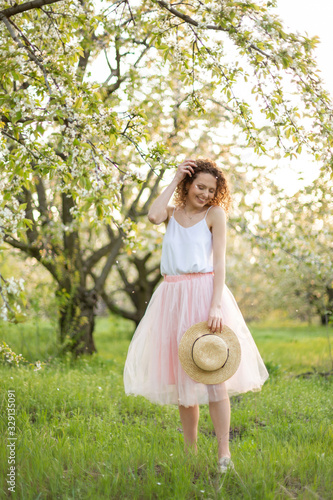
(178, 405, 200, 453)
(209, 396, 231, 459)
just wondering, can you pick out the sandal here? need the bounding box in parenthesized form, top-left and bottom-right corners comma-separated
(218, 456, 235, 474)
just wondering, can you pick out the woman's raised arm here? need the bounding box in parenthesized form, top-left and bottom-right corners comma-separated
(148, 160, 196, 225)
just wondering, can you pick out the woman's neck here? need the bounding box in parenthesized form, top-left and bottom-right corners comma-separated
(182, 204, 207, 219)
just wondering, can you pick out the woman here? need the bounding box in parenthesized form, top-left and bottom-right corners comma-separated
(123, 158, 269, 472)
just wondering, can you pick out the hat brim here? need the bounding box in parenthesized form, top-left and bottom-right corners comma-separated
(178, 322, 241, 385)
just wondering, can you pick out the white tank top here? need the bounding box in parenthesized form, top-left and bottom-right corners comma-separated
(160, 207, 214, 276)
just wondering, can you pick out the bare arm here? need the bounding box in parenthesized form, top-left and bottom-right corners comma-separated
(207, 206, 227, 333)
(148, 160, 197, 224)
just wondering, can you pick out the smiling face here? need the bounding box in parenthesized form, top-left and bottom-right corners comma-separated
(186, 172, 217, 209)
(173, 158, 231, 213)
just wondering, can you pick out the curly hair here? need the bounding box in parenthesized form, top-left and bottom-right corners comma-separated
(173, 159, 231, 213)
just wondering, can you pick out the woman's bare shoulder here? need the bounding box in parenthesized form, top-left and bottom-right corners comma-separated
(206, 205, 226, 230)
(208, 205, 226, 219)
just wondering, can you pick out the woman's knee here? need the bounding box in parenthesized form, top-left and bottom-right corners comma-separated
(178, 404, 200, 423)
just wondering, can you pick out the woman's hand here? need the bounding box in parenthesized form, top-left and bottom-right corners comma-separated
(208, 305, 223, 333)
(173, 159, 197, 184)
(148, 159, 196, 224)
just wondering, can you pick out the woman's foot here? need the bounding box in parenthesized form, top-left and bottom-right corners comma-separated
(218, 456, 234, 474)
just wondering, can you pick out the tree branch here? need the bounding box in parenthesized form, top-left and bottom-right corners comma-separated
(106, 223, 115, 240)
(61, 193, 82, 270)
(116, 262, 132, 292)
(141, 167, 167, 214)
(105, 35, 151, 94)
(93, 236, 124, 293)
(100, 289, 138, 323)
(1, 16, 52, 94)
(0, 0, 63, 19)
(155, 1, 280, 64)
(125, 169, 155, 219)
(155, 0, 227, 31)
(4, 235, 59, 280)
(84, 242, 114, 274)
(35, 175, 49, 222)
(1, 129, 40, 160)
(22, 187, 39, 243)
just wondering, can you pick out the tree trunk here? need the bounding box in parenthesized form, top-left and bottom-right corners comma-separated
(320, 287, 333, 326)
(320, 310, 333, 326)
(59, 288, 98, 356)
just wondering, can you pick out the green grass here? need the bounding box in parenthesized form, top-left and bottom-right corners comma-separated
(249, 324, 333, 375)
(1, 317, 332, 499)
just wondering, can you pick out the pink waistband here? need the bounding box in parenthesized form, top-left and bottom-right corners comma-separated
(163, 272, 214, 282)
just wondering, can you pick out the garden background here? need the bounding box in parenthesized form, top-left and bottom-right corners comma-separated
(1, 0, 332, 498)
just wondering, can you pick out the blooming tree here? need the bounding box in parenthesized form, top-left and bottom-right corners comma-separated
(250, 170, 333, 324)
(1, 0, 332, 354)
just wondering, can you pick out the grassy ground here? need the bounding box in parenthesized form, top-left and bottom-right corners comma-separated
(1, 317, 332, 499)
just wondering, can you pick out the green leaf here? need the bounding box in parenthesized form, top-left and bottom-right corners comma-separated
(23, 218, 33, 229)
(74, 96, 83, 109)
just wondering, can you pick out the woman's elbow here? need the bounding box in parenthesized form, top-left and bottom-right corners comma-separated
(148, 213, 163, 225)
(148, 213, 158, 224)
(148, 209, 168, 225)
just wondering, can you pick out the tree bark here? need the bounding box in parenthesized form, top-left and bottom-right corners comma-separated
(59, 287, 98, 356)
(101, 253, 162, 327)
(320, 286, 333, 326)
(0, 0, 63, 19)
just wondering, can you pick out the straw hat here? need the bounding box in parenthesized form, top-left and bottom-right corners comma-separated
(178, 322, 241, 384)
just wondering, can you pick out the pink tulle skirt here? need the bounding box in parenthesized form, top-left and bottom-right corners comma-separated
(123, 272, 269, 407)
